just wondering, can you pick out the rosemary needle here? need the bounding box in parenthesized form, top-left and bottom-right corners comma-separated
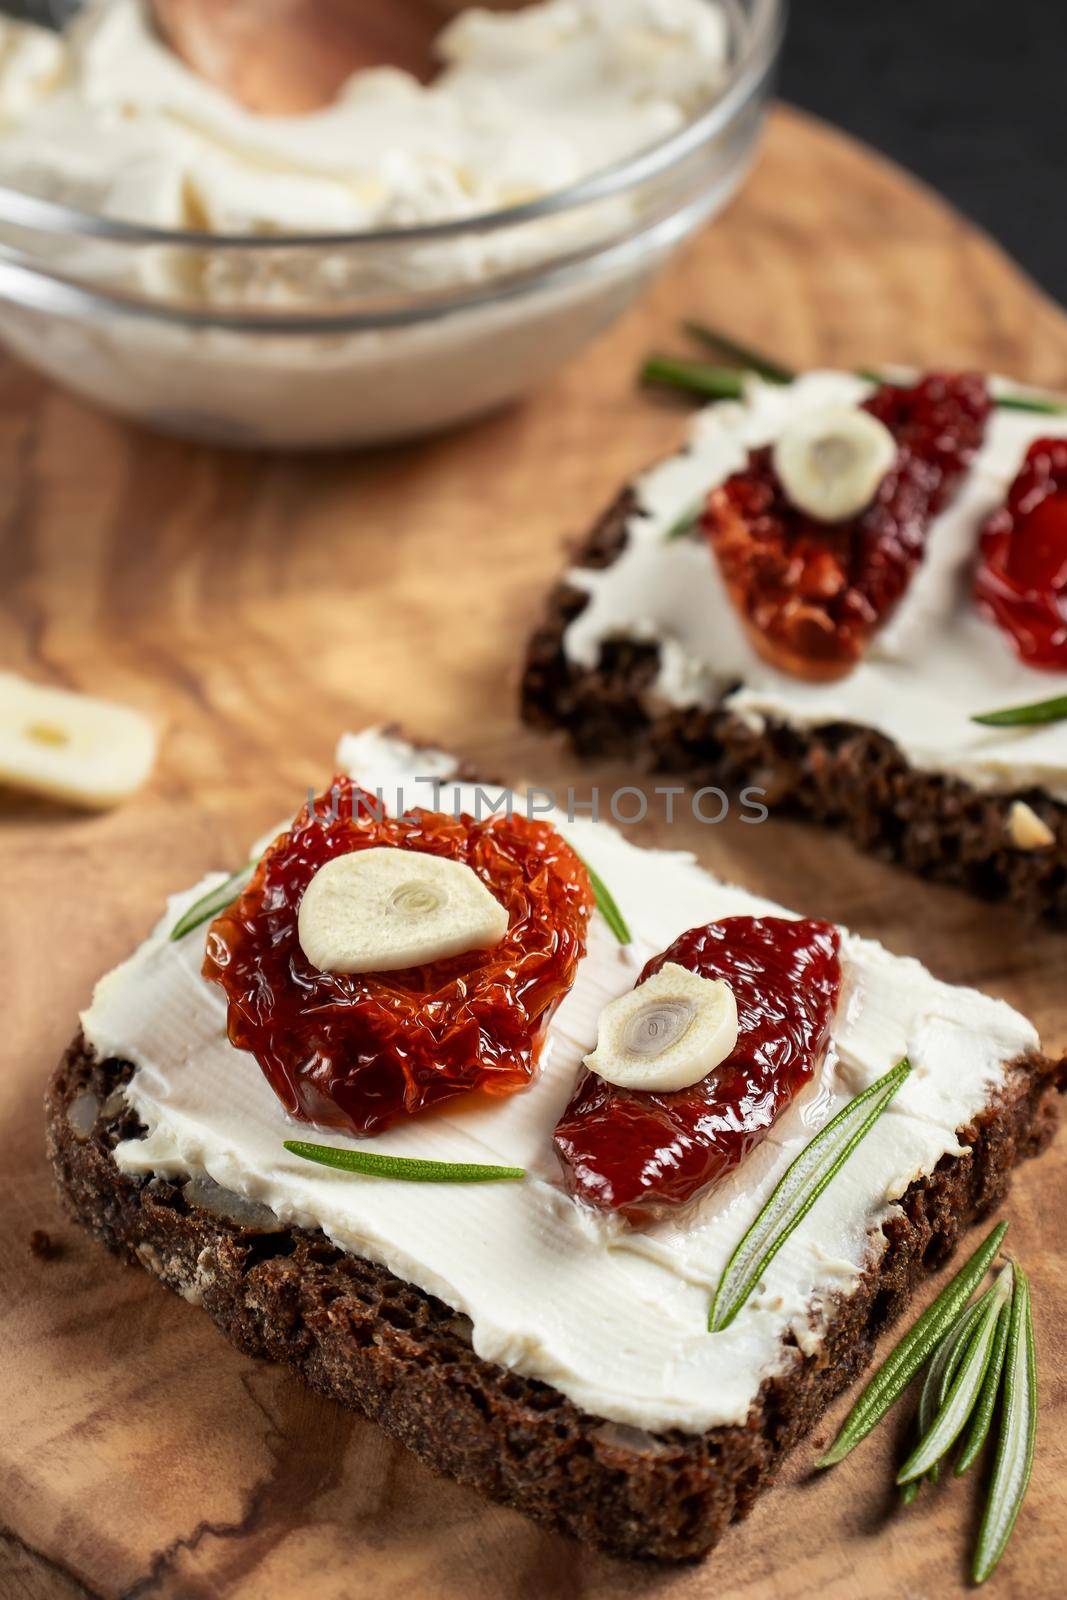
(578, 857, 632, 945)
(665, 500, 704, 541)
(709, 1059, 910, 1332)
(956, 1277, 1014, 1476)
(971, 693, 1067, 728)
(284, 1142, 525, 1183)
(640, 356, 746, 402)
(682, 321, 795, 385)
(993, 392, 1067, 416)
(972, 1267, 1037, 1584)
(170, 862, 256, 941)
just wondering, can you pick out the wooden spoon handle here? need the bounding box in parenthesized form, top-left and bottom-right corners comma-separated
(150, 0, 530, 115)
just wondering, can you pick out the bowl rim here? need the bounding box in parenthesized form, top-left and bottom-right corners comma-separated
(0, 175, 735, 331)
(0, 0, 785, 251)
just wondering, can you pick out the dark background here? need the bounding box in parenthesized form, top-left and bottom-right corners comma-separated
(781, 0, 1064, 298)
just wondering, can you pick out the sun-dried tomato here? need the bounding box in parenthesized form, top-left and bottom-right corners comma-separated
(204, 778, 593, 1135)
(975, 436, 1067, 669)
(553, 916, 841, 1221)
(704, 375, 991, 679)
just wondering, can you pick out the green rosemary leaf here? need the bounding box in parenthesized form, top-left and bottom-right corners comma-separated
(640, 356, 746, 402)
(665, 500, 703, 541)
(578, 857, 631, 945)
(709, 1058, 911, 1333)
(912, 1284, 997, 1488)
(283, 1142, 525, 1183)
(956, 1271, 1015, 1476)
(994, 393, 1067, 416)
(817, 1219, 1009, 1468)
(971, 694, 1067, 727)
(169, 863, 256, 941)
(973, 1267, 1037, 1584)
(647, 341, 1064, 419)
(681, 322, 795, 385)
(856, 368, 1063, 416)
(897, 1271, 1012, 1483)
(899, 1478, 921, 1506)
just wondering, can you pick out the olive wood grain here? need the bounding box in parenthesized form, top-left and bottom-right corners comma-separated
(1, 107, 1065, 1600)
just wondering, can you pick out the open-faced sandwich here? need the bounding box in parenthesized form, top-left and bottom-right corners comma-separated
(48, 729, 1065, 1560)
(522, 370, 1067, 919)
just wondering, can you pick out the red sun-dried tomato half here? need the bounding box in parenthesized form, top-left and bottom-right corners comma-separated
(975, 436, 1067, 669)
(553, 916, 842, 1221)
(204, 777, 594, 1136)
(703, 374, 991, 680)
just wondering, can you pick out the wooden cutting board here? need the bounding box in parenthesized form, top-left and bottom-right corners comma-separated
(2, 106, 1065, 1600)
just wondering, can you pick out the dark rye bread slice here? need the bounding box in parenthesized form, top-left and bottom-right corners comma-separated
(48, 1032, 1065, 1561)
(520, 488, 1067, 923)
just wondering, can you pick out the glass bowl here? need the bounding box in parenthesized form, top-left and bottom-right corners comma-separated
(0, 0, 784, 448)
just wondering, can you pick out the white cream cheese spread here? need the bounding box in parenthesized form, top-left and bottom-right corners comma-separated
(563, 372, 1067, 802)
(0, 0, 727, 241)
(80, 729, 1038, 1433)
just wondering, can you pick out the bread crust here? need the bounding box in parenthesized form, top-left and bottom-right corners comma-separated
(47, 1033, 1065, 1560)
(520, 488, 1067, 922)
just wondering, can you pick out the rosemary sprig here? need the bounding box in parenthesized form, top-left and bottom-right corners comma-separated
(283, 1141, 525, 1183)
(682, 321, 795, 385)
(641, 356, 746, 402)
(169, 863, 256, 941)
(647, 342, 1066, 417)
(972, 1266, 1037, 1584)
(956, 1278, 1014, 1476)
(579, 857, 632, 945)
(817, 1219, 1009, 1467)
(857, 369, 1065, 415)
(897, 1269, 1012, 1484)
(708, 1058, 910, 1332)
(905, 1284, 996, 1494)
(971, 693, 1067, 728)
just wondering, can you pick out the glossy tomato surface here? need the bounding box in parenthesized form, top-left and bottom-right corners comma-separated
(554, 916, 842, 1220)
(976, 436, 1067, 668)
(205, 778, 593, 1135)
(704, 374, 991, 679)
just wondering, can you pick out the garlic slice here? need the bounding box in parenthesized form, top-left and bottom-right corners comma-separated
(297, 846, 510, 974)
(773, 404, 897, 523)
(1006, 799, 1055, 851)
(584, 962, 738, 1093)
(0, 671, 158, 809)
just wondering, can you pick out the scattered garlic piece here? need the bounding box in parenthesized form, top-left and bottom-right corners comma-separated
(773, 404, 897, 523)
(0, 671, 158, 809)
(584, 961, 738, 1093)
(297, 846, 510, 974)
(1006, 799, 1055, 852)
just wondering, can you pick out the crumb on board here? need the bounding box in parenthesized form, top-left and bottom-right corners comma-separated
(29, 1228, 62, 1260)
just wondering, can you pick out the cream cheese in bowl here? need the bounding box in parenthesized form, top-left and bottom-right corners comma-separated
(0, 0, 783, 446)
(0, 0, 730, 239)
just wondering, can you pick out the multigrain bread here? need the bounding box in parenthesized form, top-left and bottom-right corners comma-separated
(520, 488, 1067, 923)
(48, 1029, 1066, 1562)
